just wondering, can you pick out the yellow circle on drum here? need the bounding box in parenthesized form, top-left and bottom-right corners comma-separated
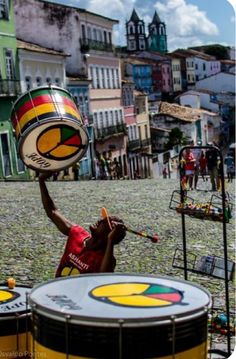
(29, 274, 211, 358)
(0, 290, 14, 302)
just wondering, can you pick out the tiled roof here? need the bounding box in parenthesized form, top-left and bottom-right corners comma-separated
(17, 39, 70, 56)
(158, 101, 218, 122)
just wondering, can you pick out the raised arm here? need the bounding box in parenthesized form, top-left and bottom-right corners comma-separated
(99, 222, 126, 272)
(38, 173, 73, 236)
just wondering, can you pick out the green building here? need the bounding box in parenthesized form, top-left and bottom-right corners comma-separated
(148, 11, 167, 54)
(0, 0, 29, 180)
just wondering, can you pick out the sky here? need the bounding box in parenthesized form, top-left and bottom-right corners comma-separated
(47, 0, 235, 52)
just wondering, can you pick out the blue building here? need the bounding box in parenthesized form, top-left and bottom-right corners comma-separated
(67, 80, 95, 179)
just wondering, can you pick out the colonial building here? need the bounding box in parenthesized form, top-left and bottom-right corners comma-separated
(0, 0, 28, 180)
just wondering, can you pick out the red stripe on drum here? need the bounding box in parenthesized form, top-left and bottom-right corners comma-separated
(11, 94, 78, 126)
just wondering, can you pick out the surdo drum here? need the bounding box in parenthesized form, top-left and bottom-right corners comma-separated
(0, 283, 31, 358)
(10, 86, 89, 172)
(29, 274, 211, 358)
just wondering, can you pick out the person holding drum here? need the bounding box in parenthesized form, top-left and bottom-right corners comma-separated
(38, 172, 126, 277)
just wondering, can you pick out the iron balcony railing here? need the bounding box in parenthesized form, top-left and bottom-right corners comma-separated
(128, 138, 152, 151)
(96, 123, 127, 139)
(128, 139, 141, 151)
(141, 138, 152, 147)
(0, 80, 21, 96)
(80, 38, 113, 53)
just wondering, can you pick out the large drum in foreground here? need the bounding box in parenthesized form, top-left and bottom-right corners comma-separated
(29, 274, 211, 358)
(0, 283, 31, 358)
(10, 86, 89, 172)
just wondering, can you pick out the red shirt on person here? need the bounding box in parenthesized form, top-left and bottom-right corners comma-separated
(55, 225, 115, 277)
(184, 151, 195, 171)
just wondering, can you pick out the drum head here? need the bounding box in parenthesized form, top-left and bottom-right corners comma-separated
(0, 284, 30, 317)
(18, 119, 89, 172)
(29, 273, 211, 325)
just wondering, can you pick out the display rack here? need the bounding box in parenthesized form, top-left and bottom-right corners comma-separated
(169, 145, 233, 358)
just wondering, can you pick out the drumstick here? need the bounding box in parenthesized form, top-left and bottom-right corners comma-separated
(101, 207, 159, 243)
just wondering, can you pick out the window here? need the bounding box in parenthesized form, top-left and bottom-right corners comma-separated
(101, 68, 105, 88)
(203, 63, 206, 71)
(104, 31, 107, 43)
(110, 111, 114, 126)
(115, 69, 119, 88)
(99, 112, 103, 128)
(25, 76, 32, 90)
(36, 77, 42, 87)
(105, 111, 109, 127)
(55, 78, 61, 86)
(93, 112, 98, 128)
(0, 0, 9, 19)
(112, 69, 116, 88)
(108, 32, 112, 44)
(115, 110, 119, 125)
(46, 77, 51, 85)
(81, 24, 86, 39)
(0, 133, 12, 177)
(106, 68, 110, 88)
(87, 27, 91, 39)
(5, 49, 14, 79)
(96, 67, 100, 88)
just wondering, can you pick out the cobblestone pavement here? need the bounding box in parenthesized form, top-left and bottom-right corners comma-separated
(0, 178, 235, 354)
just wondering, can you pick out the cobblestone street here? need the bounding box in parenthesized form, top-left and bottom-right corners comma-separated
(0, 177, 235, 355)
(0, 178, 234, 290)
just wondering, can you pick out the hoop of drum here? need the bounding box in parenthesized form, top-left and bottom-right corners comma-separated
(10, 86, 89, 172)
(0, 274, 211, 359)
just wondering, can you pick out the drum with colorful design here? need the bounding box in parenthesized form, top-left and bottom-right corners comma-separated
(10, 86, 89, 172)
(29, 273, 211, 358)
(0, 283, 31, 358)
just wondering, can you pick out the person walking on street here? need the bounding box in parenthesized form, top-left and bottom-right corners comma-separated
(183, 148, 195, 190)
(224, 152, 235, 183)
(38, 172, 126, 277)
(199, 151, 207, 182)
(206, 144, 218, 191)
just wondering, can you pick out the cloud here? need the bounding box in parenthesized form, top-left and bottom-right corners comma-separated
(154, 0, 218, 37)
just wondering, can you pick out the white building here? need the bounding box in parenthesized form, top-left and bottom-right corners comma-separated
(196, 72, 235, 93)
(17, 39, 68, 93)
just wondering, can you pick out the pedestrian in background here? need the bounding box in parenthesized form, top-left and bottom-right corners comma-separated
(206, 144, 219, 191)
(183, 148, 195, 190)
(199, 151, 207, 182)
(224, 152, 235, 183)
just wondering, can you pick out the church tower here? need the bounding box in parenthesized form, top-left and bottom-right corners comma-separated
(148, 11, 167, 53)
(126, 9, 147, 52)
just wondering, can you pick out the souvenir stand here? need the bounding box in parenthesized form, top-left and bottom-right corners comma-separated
(169, 145, 234, 358)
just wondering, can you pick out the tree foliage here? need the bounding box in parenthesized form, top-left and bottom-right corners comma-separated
(165, 127, 187, 149)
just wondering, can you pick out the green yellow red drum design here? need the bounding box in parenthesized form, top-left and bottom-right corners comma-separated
(10, 86, 89, 172)
(29, 274, 211, 358)
(0, 284, 31, 358)
(90, 282, 184, 307)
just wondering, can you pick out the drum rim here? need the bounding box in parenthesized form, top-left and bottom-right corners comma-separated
(10, 85, 73, 112)
(29, 273, 211, 326)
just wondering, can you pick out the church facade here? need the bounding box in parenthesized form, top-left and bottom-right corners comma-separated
(126, 9, 167, 54)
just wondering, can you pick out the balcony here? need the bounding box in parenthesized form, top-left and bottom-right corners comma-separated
(80, 38, 113, 53)
(96, 123, 127, 140)
(0, 80, 21, 97)
(141, 138, 152, 148)
(128, 139, 141, 151)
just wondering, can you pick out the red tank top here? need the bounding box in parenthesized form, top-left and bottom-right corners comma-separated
(55, 225, 112, 277)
